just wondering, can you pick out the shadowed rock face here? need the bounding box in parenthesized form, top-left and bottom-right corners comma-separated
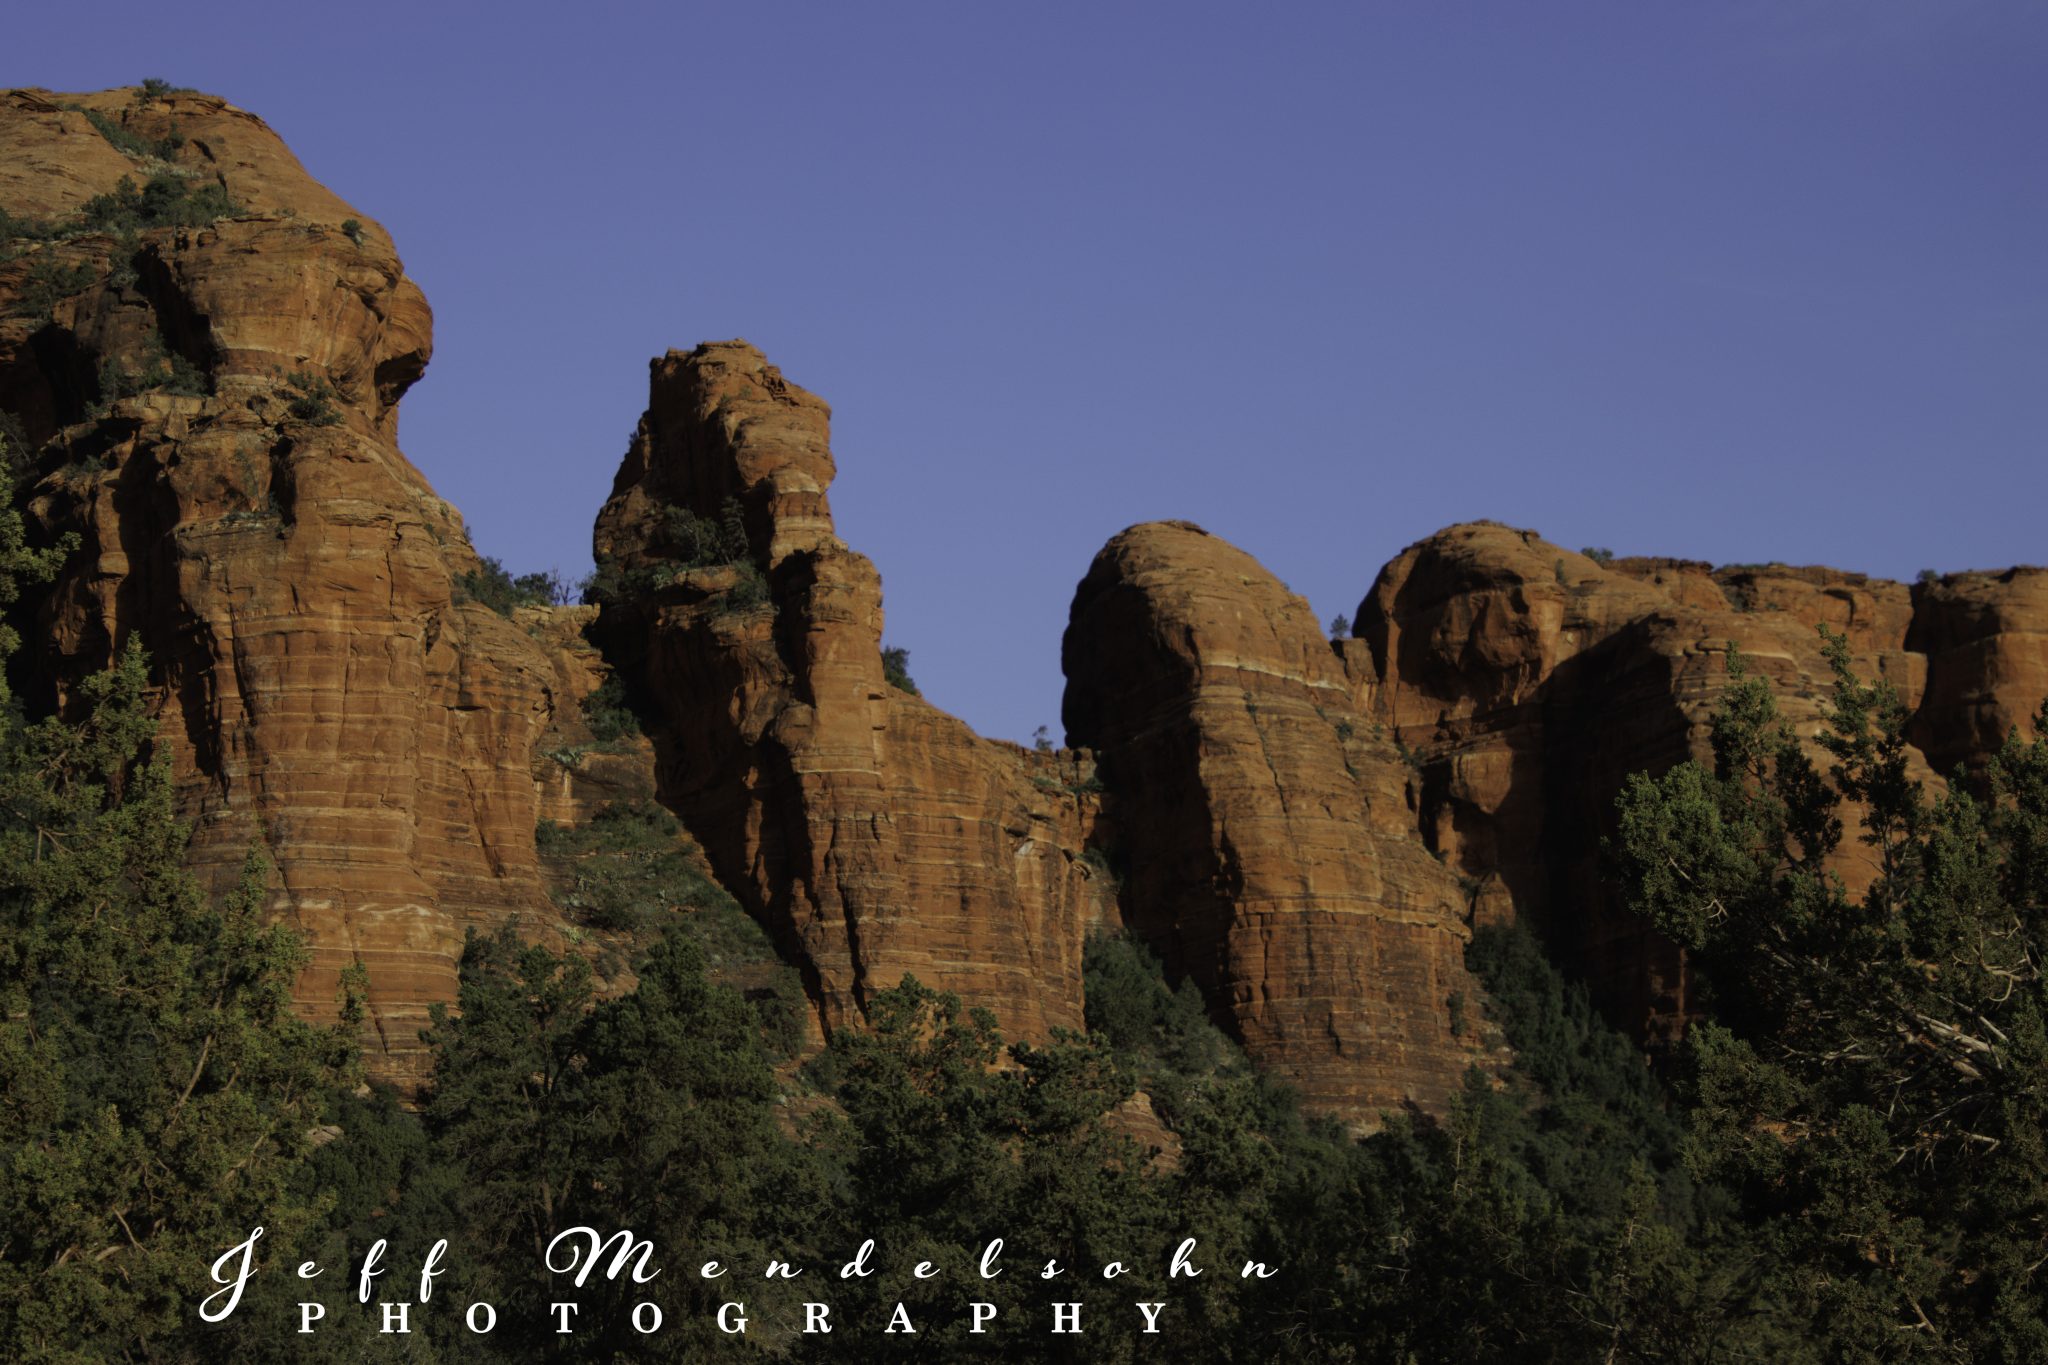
(1, 87, 565, 1087)
(1353, 522, 2046, 1040)
(1908, 567, 2048, 783)
(589, 342, 1119, 1046)
(1063, 521, 1488, 1121)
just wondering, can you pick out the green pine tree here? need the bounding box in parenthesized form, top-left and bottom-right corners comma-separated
(0, 459, 364, 1363)
(1615, 631, 2048, 1358)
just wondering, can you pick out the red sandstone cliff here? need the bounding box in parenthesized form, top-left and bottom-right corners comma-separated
(587, 342, 1119, 1047)
(10, 87, 2043, 1122)
(1352, 523, 2046, 1038)
(1063, 521, 1489, 1117)
(0, 86, 565, 1086)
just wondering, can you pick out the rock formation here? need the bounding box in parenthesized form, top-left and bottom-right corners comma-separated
(0, 86, 564, 1087)
(1909, 567, 2048, 783)
(10, 86, 2043, 1120)
(1352, 523, 2046, 1038)
(1063, 521, 1488, 1117)
(588, 341, 1119, 1046)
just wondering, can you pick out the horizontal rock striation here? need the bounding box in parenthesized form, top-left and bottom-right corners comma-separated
(1063, 520, 1488, 1120)
(1, 87, 566, 1087)
(1353, 522, 2046, 1040)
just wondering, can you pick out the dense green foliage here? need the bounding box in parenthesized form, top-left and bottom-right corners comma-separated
(533, 801, 805, 1054)
(1613, 635, 2048, 1358)
(78, 174, 237, 234)
(0, 465, 362, 1362)
(881, 645, 918, 696)
(452, 556, 570, 615)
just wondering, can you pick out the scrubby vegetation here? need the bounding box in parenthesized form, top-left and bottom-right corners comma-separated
(535, 801, 804, 1053)
(0, 207, 61, 258)
(452, 555, 570, 615)
(79, 172, 237, 233)
(136, 78, 195, 103)
(60, 102, 184, 162)
(580, 496, 774, 618)
(1582, 545, 1616, 564)
(881, 643, 918, 694)
(580, 673, 642, 744)
(278, 369, 341, 426)
(94, 330, 208, 408)
(2, 172, 237, 271)
(666, 496, 750, 567)
(9, 256, 98, 321)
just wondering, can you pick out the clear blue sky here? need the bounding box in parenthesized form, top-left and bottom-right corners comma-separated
(12, 2, 2045, 743)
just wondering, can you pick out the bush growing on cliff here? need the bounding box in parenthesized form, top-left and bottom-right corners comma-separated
(881, 644, 918, 695)
(79, 172, 237, 233)
(453, 557, 573, 615)
(11, 256, 98, 321)
(0, 208, 59, 258)
(665, 496, 750, 568)
(580, 673, 642, 744)
(93, 331, 208, 408)
(60, 104, 170, 160)
(277, 369, 342, 426)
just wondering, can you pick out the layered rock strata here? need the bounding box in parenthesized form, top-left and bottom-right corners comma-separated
(1352, 523, 2046, 1038)
(1, 87, 564, 1086)
(589, 341, 1119, 1045)
(1062, 521, 1489, 1118)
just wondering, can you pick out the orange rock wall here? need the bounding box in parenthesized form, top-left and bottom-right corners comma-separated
(1063, 521, 1488, 1119)
(1, 88, 564, 1087)
(590, 343, 1119, 1045)
(1354, 523, 2046, 1039)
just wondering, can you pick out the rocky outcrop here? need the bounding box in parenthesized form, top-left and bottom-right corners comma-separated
(1351, 522, 2045, 1040)
(589, 341, 1118, 1046)
(524, 603, 661, 828)
(1909, 568, 2048, 782)
(15, 88, 2042, 1122)
(1, 87, 563, 1087)
(1062, 521, 1488, 1119)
